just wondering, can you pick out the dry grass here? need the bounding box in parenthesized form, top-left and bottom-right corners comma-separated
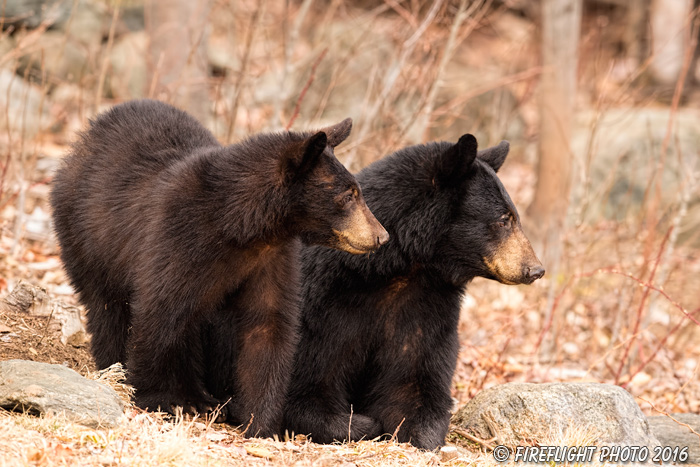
(0, 409, 483, 467)
(0, 406, 615, 467)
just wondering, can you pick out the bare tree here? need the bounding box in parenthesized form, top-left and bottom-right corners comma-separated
(527, 0, 582, 269)
(145, 0, 210, 122)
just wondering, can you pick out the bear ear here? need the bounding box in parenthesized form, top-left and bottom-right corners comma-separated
(477, 140, 509, 172)
(435, 133, 478, 187)
(318, 118, 352, 148)
(294, 131, 328, 174)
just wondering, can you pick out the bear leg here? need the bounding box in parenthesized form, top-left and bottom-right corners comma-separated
(81, 285, 131, 370)
(232, 311, 297, 438)
(127, 297, 217, 415)
(284, 396, 383, 443)
(368, 363, 455, 450)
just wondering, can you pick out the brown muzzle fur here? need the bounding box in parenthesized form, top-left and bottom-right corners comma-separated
(484, 226, 544, 285)
(333, 200, 389, 254)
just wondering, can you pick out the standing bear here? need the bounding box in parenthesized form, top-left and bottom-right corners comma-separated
(283, 134, 544, 450)
(50, 99, 388, 437)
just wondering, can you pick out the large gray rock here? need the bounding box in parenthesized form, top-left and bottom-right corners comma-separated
(648, 414, 700, 464)
(0, 68, 52, 138)
(571, 108, 700, 227)
(16, 30, 91, 84)
(0, 359, 123, 428)
(1, 0, 71, 30)
(452, 382, 660, 448)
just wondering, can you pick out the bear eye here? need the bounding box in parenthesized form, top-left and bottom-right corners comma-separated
(340, 190, 355, 207)
(498, 214, 512, 228)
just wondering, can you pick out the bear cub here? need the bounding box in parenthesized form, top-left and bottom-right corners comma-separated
(284, 134, 543, 449)
(50, 99, 387, 437)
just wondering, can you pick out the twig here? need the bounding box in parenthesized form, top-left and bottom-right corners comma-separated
(148, 52, 165, 99)
(206, 397, 232, 429)
(614, 227, 672, 384)
(533, 251, 700, 382)
(95, 0, 121, 113)
(478, 336, 511, 390)
(643, 9, 700, 233)
(625, 308, 700, 386)
(390, 417, 405, 442)
(11, 58, 36, 257)
(240, 413, 255, 436)
(346, 0, 445, 167)
(36, 303, 55, 348)
(226, 0, 264, 143)
(410, 0, 487, 143)
(638, 396, 700, 443)
(432, 66, 543, 117)
(273, 0, 315, 128)
(451, 426, 497, 451)
(660, 364, 697, 414)
(383, 0, 417, 29)
(286, 48, 327, 130)
(533, 276, 572, 354)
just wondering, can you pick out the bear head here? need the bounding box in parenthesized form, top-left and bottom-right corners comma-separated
(284, 118, 389, 254)
(356, 133, 543, 286)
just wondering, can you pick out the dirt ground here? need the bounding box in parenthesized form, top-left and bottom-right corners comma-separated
(0, 308, 94, 374)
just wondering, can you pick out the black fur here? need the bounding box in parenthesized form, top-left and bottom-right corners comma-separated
(284, 135, 542, 450)
(50, 99, 381, 438)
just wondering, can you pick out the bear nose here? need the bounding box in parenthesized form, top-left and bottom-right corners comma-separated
(524, 265, 545, 282)
(376, 229, 390, 247)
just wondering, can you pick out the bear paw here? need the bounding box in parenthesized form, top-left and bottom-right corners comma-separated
(135, 391, 220, 418)
(346, 414, 383, 441)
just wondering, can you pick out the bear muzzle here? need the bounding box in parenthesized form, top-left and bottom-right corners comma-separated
(333, 201, 389, 254)
(484, 227, 544, 285)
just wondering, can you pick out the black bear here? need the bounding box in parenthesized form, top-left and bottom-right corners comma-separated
(50, 99, 388, 437)
(283, 134, 544, 450)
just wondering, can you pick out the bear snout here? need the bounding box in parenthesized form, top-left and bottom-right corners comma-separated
(484, 227, 545, 285)
(523, 264, 545, 284)
(334, 201, 389, 254)
(376, 226, 390, 247)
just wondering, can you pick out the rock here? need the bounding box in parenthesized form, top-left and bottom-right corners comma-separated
(108, 30, 148, 99)
(0, 0, 72, 30)
(0, 281, 88, 347)
(0, 359, 123, 428)
(120, 5, 145, 32)
(17, 30, 91, 83)
(647, 414, 700, 464)
(440, 445, 459, 461)
(571, 107, 700, 228)
(53, 302, 88, 347)
(452, 382, 660, 448)
(0, 68, 52, 138)
(0, 280, 52, 316)
(1, 0, 105, 38)
(64, 2, 106, 46)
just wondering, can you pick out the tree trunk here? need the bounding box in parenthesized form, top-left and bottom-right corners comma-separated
(146, 0, 210, 122)
(526, 0, 581, 268)
(649, 0, 693, 86)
